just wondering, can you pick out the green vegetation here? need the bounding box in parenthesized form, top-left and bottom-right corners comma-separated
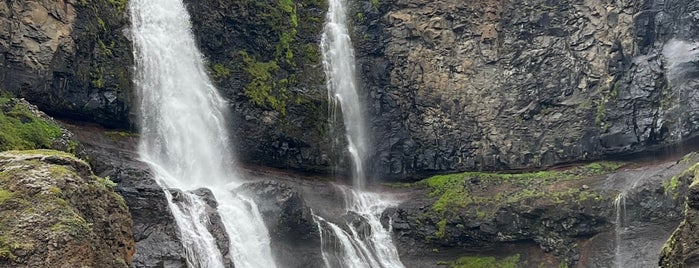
(664, 162, 699, 198)
(0, 190, 12, 205)
(420, 161, 622, 216)
(240, 51, 289, 115)
(105, 130, 138, 142)
(105, 0, 128, 13)
(370, 0, 379, 9)
(418, 161, 620, 241)
(451, 254, 520, 268)
(0, 98, 63, 151)
(211, 64, 231, 80)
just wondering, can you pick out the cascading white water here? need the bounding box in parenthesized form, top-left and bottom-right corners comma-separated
(319, 0, 405, 267)
(322, 0, 369, 190)
(613, 192, 627, 268)
(129, 0, 276, 267)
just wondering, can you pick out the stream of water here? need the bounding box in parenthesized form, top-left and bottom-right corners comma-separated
(316, 0, 405, 267)
(130, 0, 276, 267)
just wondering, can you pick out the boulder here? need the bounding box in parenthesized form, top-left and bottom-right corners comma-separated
(0, 150, 134, 267)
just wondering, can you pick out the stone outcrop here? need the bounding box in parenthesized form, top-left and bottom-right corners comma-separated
(660, 163, 699, 267)
(390, 157, 697, 267)
(239, 180, 323, 268)
(0, 150, 134, 267)
(64, 124, 189, 267)
(354, 0, 699, 179)
(0, 0, 133, 128)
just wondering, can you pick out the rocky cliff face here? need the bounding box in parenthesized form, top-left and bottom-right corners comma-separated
(0, 0, 133, 128)
(354, 0, 699, 179)
(2, 0, 699, 180)
(0, 150, 134, 267)
(184, 0, 337, 174)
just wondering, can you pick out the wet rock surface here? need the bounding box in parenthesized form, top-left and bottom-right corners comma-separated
(171, 188, 235, 268)
(388, 155, 699, 267)
(239, 180, 323, 268)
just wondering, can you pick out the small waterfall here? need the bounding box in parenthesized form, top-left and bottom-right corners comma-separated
(318, 0, 405, 267)
(129, 0, 276, 267)
(613, 192, 627, 268)
(662, 39, 699, 140)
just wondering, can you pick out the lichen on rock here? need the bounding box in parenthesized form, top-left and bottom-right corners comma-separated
(0, 150, 134, 267)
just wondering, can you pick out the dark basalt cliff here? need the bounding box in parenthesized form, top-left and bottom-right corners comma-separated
(2, 0, 698, 180)
(184, 0, 335, 174)
(353, 0, 699, 179)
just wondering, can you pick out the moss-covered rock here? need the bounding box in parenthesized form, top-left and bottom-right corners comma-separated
(0, 97, 84, 156)
(184, 0, 334, 174)
(660, 162, 699, 267)
(0, 150, 134, 267)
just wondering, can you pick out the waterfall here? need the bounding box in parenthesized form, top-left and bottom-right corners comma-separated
(613, 192, 627, 268)
(129, 0, 276, 267)
(318, 0, 405, 267)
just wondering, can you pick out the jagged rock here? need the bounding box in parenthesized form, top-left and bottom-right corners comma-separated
(660, 163, 699, 267)
(0, 0, 133, 128)
(239, 180, 323, 268)
(0, 150, 134, 267)
(65, 124, 189, 268)
(354, 0, 699, 179)
(170, 188, 235, 268)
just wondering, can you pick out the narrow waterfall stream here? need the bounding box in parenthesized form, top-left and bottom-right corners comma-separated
(315, 0, 405, 267)
(129, 0, 276, 267)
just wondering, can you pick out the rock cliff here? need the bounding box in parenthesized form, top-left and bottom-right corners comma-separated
(0, 150, 134, 267)
(3, 0, 699, 180)
(354, 0, 699, 179)
(0, 0, 132, 128)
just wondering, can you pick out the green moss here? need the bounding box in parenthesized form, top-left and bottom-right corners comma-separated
(451, 254, 520, 268)
(240, 51, 288, 115)
(50, 213, 93, 239)
(97, 176, 117, 189)
(0, 190, 12, 205)
(370, 0, 379, 9)
(49, 165, 74, 179)
(211, 64, 231, 80)
(0, 98, 63, 151)
(417, 161, 622, 238)
(435, 218, 447, 239)
(105, 0, 128, 13)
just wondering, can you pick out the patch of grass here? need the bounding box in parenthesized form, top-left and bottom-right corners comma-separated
(417, 161, 623, 239)
(451, 254, 520, 268)
(0, 98, 63, 151)
(0, 190, 12, 205)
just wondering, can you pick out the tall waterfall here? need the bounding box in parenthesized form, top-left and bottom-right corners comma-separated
(129, 0, 276, 267)
(318, 0, 405, 267)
